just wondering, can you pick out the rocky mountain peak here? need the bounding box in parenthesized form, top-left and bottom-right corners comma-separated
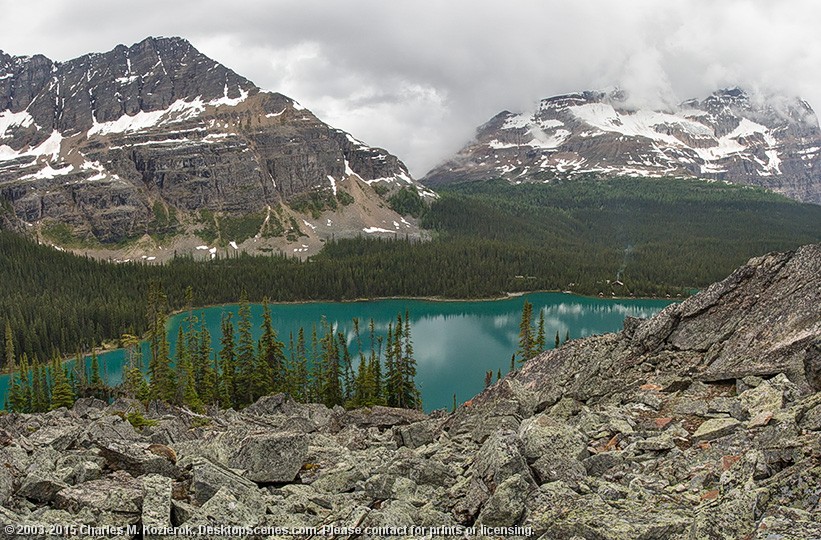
(0, 38, 433, 258)
(424, 87, 821, 204)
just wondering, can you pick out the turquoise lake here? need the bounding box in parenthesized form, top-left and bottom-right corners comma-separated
(0, 294, 673, 412)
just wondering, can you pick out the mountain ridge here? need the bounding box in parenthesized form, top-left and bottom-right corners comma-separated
(0, 37, 432, 260)
(423, 87, 821, 204)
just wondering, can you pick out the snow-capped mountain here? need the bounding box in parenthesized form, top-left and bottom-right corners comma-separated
(0, 37, 432, 258)
(423, 88, 821, 204)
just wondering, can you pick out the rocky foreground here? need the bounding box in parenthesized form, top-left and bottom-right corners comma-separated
(0, 245, 819, 540)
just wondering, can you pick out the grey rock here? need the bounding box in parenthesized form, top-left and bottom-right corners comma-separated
(395, 419, 440, 449)
(692, 418, 741, 441)
(739, 380, 784, 416)
(184, 487, 261, 534)
(519, 414, 588, 484)
(82, 414, 142, 446)
(473, 430, 532, 489)
(66, 461, 102, 485)
(54, 471, 143, 514)
(583, 452, 624, 477)
(227, 432, 307, 483)
(799, 401, 821, 431)
(476, 473, 531, 528)
(242, 393, 299, 417)
(141, 474, 173, 532)
(71, 398, 107, 419)
(17, 473, 68, 503)
(341, 406, 428, 430)
(0, 464, 13, 505)
(636, 433, 676, 452)
(97, 441, 182, 479)
(185, 456, 259, 506)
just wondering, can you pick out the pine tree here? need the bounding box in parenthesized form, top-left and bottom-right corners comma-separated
(19, 353, 32, 412)
(90, 349, 102, 388)
(293, 328, 309, 402)
(368, 319, 382, 403)
(31, 360, 48, 412)
(484, 370, 493, 388)
(50, 357, 75, 410)
(399, 312, 420, 409)
(309, 324, 321, 401)
(536, 309, 546, 352)
(384, 323, 396, 407)
(72, 350, 86, 396)
(258, 299, 285, 397)
(218, 313, 236, 408)
(4, 320, 14, 371)
(146, 285, 175, 402)
(555, 331, 560, 349)
(338, 331, 353, 403)
(121, 334, 143, 399)
(200, 353, 219, 406)
(194, 320, 212, 397)
(564, 330, 570, 343)
(7, 356, 27, 412)
(235, 290, 256, 406)
(510, 354, 515, 374)
(174, 326, 203, 411)
(518, 300, 535, 363)
(317, 319, 342, 407)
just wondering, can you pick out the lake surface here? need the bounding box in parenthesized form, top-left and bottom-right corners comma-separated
(0, 294, 673, 412)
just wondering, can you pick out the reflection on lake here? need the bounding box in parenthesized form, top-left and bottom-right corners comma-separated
(0, 293, 673, 412)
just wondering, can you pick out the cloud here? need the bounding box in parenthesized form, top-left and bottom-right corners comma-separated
(2, 0, 820, 177)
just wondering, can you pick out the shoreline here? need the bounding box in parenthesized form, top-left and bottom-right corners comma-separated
(166, 288, 684, 317)
(1, 291, 681, 378)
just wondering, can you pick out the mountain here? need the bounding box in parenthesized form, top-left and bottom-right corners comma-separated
(423, 88, 821, 204)
(0, 243, 818, 537)
(0, 37, 433, 259)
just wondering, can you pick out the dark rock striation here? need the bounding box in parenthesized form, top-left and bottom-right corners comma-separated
(424, 88, 821, 204)
(0, 244, 819, 539)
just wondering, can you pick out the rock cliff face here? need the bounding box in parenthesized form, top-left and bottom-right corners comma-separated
(0, 244, 819, 539)
(424, 88, 821, 204)
(0, 37, 433, 258)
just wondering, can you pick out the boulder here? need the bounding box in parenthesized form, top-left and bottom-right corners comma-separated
(82, 414, 141, 446)
(341, 406, 428, 430)
(142, 474, 173, 532)
(583, 452, 624, 477)
(184, 487, 262, 531)
(476, 473, 531, 527)
(227, 432, 307, 483)
(186, 456, 259, 506)
(72, 398, 107, 419)
(97, 442, 182, 479)
(692, 418, 740, 442)
(395, 419, 439, 449)
(473, 430, 532, 489)
(54, 471, 143, 515)
(17, 473, 69, 503)
(739, 381, 783, 417)
(518, 414, 588, 484)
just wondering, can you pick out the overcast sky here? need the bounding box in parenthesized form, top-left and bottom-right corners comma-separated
(2, 0, 820, 177)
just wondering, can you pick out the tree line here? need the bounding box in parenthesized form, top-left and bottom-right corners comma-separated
(4, 285, 421, 413)
(2, 175, 819, 367)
